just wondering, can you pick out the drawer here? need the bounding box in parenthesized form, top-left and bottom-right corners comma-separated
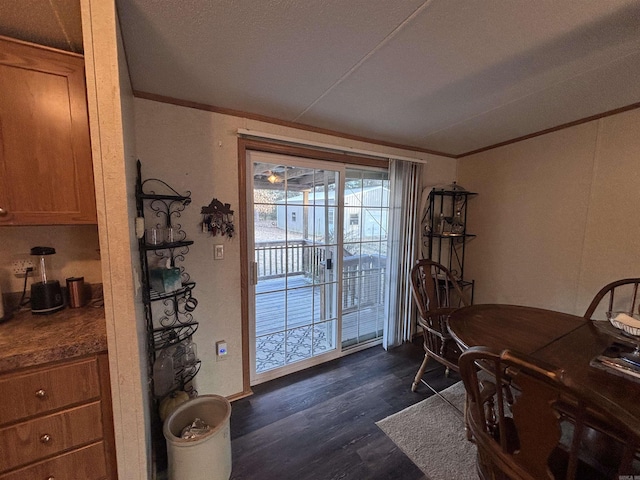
(0, 442, 107, 480)
(0, 357, 100, 426)
(0, 402, 103, 473)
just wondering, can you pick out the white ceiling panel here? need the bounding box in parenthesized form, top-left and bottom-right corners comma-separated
(297, 0, 640, 154)
(117, 0, 425, 119)
(0, 0, 83, 53)
(421, 50, 640, 154)
(3, 0, 640, 156)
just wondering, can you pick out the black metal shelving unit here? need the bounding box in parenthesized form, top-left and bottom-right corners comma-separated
(136, 160, 203, 473)
(422, 182, 477, 302)
(135, 160, 201, 397)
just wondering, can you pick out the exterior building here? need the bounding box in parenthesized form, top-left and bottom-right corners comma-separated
(276, 186, 389, 241)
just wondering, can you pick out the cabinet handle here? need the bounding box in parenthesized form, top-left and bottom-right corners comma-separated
(46, 477, 55, 480)
(35, 389, 46, 398)
(0, 207, 7, 217)
(40, 434, 51, 443)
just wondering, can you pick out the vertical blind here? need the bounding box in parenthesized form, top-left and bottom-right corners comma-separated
(383, 160, 423, 349)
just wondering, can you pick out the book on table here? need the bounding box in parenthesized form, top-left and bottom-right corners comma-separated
(590, 341, 640, 381)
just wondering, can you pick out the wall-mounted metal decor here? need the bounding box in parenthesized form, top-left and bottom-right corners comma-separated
(201, 198, 235, 237)
(135, 160, 201, 397)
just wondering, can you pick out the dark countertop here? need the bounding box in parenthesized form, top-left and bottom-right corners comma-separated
(0, 304, 107, 373)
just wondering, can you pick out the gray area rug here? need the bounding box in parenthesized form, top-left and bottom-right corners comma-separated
(376, 381, 477, 480)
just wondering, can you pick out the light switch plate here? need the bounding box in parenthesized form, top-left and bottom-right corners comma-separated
(214, 244, 224, 260)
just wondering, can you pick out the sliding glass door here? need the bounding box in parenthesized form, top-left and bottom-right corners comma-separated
(247, 150, 389, 384)
(341, 169, 389, 348)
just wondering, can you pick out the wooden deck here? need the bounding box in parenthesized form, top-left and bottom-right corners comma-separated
(256, 275, 323, 335)
(255, 274, 384, 372)
(256, 275, 383, 340)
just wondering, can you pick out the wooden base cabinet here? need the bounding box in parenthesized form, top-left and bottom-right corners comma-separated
(0, 354, 117, 479)
(0, 35, 97, 225)
(0, 443, 107, 480)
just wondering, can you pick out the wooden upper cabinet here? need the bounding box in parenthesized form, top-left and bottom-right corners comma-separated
(0, 36, 97, 225)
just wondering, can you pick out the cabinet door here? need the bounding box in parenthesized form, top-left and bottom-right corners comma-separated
(0, 36, 97, 225)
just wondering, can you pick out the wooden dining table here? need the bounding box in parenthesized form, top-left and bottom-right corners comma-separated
(448, 304, 640, 435)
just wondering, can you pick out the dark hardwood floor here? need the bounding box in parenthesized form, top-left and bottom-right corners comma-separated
(230, 340, 461, 480)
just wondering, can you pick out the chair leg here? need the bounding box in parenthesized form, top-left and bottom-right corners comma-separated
(463, 394, 473, 442)
(411, 353, 430, 392)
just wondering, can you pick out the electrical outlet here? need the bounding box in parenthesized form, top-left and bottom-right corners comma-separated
(12, 259, 35, 278)
(216, 340, 228, 360)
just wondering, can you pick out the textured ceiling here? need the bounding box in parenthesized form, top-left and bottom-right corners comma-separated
(2, 1, 640, 157)
(115, 0, 640, 156)
(0, 0, 83, 53)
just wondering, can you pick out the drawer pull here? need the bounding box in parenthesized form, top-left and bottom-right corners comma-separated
(35, 389, 47, 398)
(47, 477, 55, 480)
(40, 434, 52, 443)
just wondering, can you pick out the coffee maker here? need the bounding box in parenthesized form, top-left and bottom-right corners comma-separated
(30, 246, 65, 314)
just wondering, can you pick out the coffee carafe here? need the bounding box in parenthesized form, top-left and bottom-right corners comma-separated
(30, 246, 65, 314)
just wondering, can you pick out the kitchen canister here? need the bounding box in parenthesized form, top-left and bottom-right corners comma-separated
(66, 277, 86, 308)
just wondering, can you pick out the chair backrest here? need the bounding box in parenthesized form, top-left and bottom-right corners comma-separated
(410, 259, 471, 374)
(584, 278, 640, 320)
(410, 259, 469, 320)
(460, 346, 640, 480)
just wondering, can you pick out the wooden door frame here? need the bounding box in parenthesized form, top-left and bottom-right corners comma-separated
(237, 137, 388, 395)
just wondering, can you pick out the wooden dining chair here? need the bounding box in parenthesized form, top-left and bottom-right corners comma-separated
(459, 346, 640, 480)
(583, 278, 640, 320)
(409, 259, 470, 391)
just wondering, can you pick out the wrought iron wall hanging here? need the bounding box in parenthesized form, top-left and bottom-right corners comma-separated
(135, 160, 201, 398)
(201, 198, 235, 237)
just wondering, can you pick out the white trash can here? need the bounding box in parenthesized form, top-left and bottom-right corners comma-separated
(163, 394, 232, 480)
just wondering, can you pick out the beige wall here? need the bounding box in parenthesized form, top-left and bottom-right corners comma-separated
(457, 108, 640, 315)
(134, 97, 456, 397)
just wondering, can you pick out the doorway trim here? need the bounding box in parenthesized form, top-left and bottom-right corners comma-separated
(237, 137, 388, 394)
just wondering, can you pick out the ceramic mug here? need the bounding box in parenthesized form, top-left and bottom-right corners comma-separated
(185, 295, 198, 312)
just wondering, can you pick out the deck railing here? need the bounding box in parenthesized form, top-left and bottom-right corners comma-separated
(255, 240, 386, 311)
(255, 240, 325, 279)
(342, 255, 386, 312)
